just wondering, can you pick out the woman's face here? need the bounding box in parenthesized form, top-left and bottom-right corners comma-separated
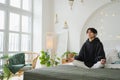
(87, 30, 96, 39)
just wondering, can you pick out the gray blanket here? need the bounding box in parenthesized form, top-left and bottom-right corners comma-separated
(24, 65, 120, 80)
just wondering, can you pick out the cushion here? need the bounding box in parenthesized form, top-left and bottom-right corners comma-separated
(105, 64, 120, 69)
(12, 64, 24, 68)
(9, 64, 24, 74)
(25, 64, 32, 66)
(106, 49, 119, 64)
(112, 60, 120, 64)
(118, 52, 120, 58)
(21, 65, 32, 71)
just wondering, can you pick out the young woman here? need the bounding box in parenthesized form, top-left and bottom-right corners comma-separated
(71, 28, 106, 69)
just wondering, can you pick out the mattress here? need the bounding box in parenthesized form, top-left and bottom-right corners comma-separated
(24, 65, 120, 80)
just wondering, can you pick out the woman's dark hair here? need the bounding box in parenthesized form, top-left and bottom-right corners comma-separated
(86, 28, 97, 34)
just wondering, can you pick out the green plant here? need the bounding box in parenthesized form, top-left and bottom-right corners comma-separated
(50, 55, 60, 66)
(39, 51, 51, 67)
(62, 51, 77, 58)
(62, 51, 70, 58)
(39, 51, 60, 67)
(72, 52, 78, 55)
(3, 64, 12, 80)
(0, 54, 9, 60)
(0, 72, 4, 80)
(0, 54, 12, 80)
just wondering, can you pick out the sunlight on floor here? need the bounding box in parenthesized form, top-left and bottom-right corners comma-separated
(5, 75, 23, 80)
(11, 76, 23, 80)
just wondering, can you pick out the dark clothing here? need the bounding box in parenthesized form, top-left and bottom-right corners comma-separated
(75, 38, 106, 68)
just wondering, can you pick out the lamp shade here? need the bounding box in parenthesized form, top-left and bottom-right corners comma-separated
(46, 33, 54, 49)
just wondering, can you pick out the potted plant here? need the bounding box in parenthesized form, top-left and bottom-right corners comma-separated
(39, 51, 51, 67)
(68, 52, 77, 59)
(39, 51, 60, 67)
(0, 54, 12, 80)
(50, 55, 60, 67)
(62, 51, 77, 58)
(61, 51, 77, 63)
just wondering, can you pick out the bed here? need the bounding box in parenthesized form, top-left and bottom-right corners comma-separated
(24, 65, 120, 80)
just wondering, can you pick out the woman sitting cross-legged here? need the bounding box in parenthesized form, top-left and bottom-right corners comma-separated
(70, 28, 106, 69)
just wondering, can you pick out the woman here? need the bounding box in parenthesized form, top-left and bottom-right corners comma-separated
(71, 28, 106, 69)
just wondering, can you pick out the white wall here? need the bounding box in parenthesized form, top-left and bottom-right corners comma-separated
(33, 0, 54, 52)
(33, 0, 42, 52)
(80, 1, 120, 53)
(42, 0, 54, 50)
(54, 0, 111, 53)
(33, 0, 54, 68)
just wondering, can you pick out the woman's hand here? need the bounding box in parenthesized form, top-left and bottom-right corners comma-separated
(100, 59, 106, 64)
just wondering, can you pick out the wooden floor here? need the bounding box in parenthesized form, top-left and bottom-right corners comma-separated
(11, 76, 23, 80)
(3, 75, 23, 80)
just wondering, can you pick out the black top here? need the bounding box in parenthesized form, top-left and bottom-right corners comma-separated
(74, 37, 106, 68)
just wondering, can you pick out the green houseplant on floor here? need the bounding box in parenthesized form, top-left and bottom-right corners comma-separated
(0, 54, 12, 80)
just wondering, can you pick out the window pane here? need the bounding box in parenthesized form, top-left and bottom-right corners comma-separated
(0, 0, 5, 4)
(21, 35, 30, 51)
(9, 33, 19, 51)
(22, 0, 31, 11)
(0, 54, 3, 70)
(10, 0, 21, 8)
(9, 13, 20, 31)
(0, 32, 4, 51)
(22, 16, 31, 32)
(0, 10, 5, 29)
(8, 53, 15, 57)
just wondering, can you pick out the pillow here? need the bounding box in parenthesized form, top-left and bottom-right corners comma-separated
(118, 52, 120, 58)
(106, 50, 119, 64)
(112, 60, 120, 64)
(105, 64, 120, 69)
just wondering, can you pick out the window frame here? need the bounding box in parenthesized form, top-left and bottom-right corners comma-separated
(0, 0, 33, 55)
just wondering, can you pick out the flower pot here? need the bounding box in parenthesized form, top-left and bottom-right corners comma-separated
(67, 53, 75, 58)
